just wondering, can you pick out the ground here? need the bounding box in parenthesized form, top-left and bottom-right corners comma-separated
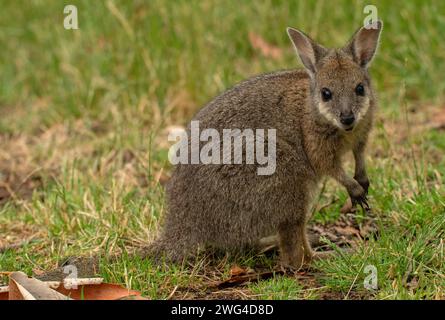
(0, 0, 444, 299)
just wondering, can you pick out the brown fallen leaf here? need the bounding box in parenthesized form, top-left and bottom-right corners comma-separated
(55, 282, 143, 300)
(359, 222, 378, 238)
(118, 295, 149, 300)
(9, 272, 70, 300)
(0, 285, 10, 300)
(430, 106, 445, 130)
(340, 198, 356, 214)
(311, 225, 340, 243)
(333, 225, 361, 238)
(0, 272, 145, 300)
(248, 32, 283, 60)
(229, 265, 247, 277)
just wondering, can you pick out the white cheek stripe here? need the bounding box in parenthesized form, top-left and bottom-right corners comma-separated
(356, 97, 370, 122)
(318, 102, 340, 127)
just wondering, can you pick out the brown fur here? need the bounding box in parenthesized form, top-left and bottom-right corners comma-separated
(148, 21, 383, 268)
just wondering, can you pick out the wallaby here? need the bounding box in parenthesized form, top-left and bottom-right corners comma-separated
(149, 21, 383, 268)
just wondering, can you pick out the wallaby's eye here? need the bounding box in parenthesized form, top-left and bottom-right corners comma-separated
(321, 88, 332, 102)
(355, 83, 365, 96)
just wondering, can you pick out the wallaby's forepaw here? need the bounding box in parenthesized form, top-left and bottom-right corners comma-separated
(279, 250, 314, 272)
(354, 176, 370, 195)
(348, 183, 371, 212)
(352, 193, 370, 212)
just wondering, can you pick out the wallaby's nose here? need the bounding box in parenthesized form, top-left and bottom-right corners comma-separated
(340, 113, 355, 126)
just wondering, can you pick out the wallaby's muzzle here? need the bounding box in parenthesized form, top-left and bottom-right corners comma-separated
(340, 112, 355, 130)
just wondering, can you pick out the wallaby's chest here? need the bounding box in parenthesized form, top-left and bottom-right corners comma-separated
(304, 131, 357, 175)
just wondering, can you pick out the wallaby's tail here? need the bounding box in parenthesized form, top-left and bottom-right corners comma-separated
(139, 237, 169, 263)
(139, 236, 192, 264)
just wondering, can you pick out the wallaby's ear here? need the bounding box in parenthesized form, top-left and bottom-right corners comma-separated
(345, 20, 383, 68)
(287, 27, 327, 76)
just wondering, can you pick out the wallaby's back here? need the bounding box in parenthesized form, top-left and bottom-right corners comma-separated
(156, 69, 317, 261)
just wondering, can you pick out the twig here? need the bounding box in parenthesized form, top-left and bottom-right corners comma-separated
(167, 285, 178, 300)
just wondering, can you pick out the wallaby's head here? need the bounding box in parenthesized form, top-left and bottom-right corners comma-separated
(287, 21, 383, 132)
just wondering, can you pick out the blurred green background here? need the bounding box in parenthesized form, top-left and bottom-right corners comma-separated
(1, 0, 444, 133)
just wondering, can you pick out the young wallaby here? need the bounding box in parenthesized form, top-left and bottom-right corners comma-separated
(149, 21, 383, 268)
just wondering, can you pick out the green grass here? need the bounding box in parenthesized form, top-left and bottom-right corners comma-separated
(0, 0, 444, 299)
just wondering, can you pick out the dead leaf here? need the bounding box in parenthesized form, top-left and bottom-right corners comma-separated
(31, 268, 45, 276)
(229, 265, 247, 277)
(431, 106, 445, 130)
(248, 32, 283, 60)
(359, 223, 378, 238)
(340, 198, 356, 214)
(333, 226, 361, 237)
(118, 295, 149, 300)
(0, 272, 145, 300)
(9, 272, 70, 300)
(55, 283, 142, 300)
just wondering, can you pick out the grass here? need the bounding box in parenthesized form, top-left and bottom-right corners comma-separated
(0, 0, 444, 299)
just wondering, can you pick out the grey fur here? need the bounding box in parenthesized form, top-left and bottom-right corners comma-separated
(148, 21, 383, 268)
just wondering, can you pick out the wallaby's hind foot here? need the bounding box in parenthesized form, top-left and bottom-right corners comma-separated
(258, 233, 354, 260)
(278, 221, 313, 269)
(275, 220, 354, 269)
